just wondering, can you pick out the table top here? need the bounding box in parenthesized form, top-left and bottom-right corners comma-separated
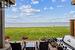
(26, 41, 36, 47)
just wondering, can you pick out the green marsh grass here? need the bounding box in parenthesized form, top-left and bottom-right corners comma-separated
(5, 26, 70, 40)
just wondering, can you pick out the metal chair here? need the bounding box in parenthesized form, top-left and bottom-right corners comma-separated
(39, 42, 49, 50)
(10, 43, 22, 50)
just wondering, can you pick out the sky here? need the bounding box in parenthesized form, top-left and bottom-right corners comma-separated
(5, 0, 75, 24)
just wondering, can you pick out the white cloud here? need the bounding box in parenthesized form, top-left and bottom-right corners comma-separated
(19, 5, 40, 16)
(41, 0, 44, 2)
(57, 5, 64, 8)
(69, 11, 75, 14)
(52, 0, 56, 2)
(49, 6, 54, 10)
(44, 6, 54, 10)
(11, 5, 40, 16)
(12, 7, 18, 12)
(10, 16, 18, 19)
(31, 0, 39, 4)
(6, 15, 18, 19)
(20, 0, 24, 1)
(19, 5, 32, 9)
(69, 11, 75, 19)
(44, 7, 48, 10)
(52, 0, 66, 2)
(64, 11, 75, 20)
(61, 0, 66, 2)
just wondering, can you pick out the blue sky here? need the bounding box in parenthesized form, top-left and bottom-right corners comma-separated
(5, 0, 75, 24)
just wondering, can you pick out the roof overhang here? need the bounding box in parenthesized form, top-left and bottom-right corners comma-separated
(5, 0, 15, 5)
(72, 0, 75, 5)
(0, 0, 15, 5)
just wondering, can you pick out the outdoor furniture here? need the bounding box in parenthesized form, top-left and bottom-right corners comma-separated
(39, 41, 49, 50)
(22, 41, 26, 50)
(21, 36, 28, 50)
(36, 41, 39, 50)
(57, 46, 63, 50)
(10, 43, 21, 50)
(26, 41, 36, 50)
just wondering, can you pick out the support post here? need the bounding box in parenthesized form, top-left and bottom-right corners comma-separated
(0, 2, 5, 48)
(70, 19, 75, 36)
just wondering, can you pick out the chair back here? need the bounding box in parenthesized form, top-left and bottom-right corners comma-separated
(39, 42, 48, 50)
(10, 43, 21, 50)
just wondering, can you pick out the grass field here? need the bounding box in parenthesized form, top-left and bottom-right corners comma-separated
(5, 26, 70, 40)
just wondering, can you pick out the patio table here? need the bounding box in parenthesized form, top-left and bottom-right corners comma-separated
(26, 41, 36, 50)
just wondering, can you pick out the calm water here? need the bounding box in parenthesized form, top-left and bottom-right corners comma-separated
(5, 22, 69, 27)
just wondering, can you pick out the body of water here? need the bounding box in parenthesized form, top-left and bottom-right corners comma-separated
(5, 22, 69, 27)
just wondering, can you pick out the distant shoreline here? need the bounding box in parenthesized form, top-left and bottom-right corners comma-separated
(5, 22, 70, 27)
(5, 26, 69, 28)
